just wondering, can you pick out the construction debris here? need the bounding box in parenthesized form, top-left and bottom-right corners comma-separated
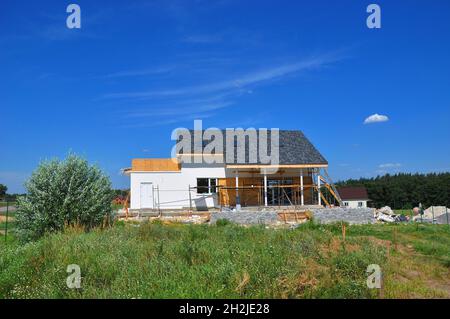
(377, 206, 394, 216)
(374, 206, 410, 223)
(413, 206, 450, 224)
(374, 205, 450, 224)
(375, 206, 396, 223)
(423, 206, 449, 219)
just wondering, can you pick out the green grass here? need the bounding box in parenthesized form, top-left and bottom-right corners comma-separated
(394, 209, 414, 217)
(0, 222, 448, 299)
(0, 212, 15, 218)
(0, 216, 16, 245)
(340, 224, 450, 264)
(0, 220, 15, 230)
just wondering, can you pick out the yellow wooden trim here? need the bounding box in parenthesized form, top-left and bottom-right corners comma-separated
(131, 158, 181, 172)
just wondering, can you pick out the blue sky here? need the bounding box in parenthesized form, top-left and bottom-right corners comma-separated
(1, 0, 450, 193)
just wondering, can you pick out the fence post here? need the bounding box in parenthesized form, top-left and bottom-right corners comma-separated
(152, 185, 155, 212)
(157, 186, 161, 217)
(188, 184, 193, 215)
(4, 201, 9, 243)
(420, 203, 423, 223)
(446, 207, 449, 226)
(432, 206, 435, 224)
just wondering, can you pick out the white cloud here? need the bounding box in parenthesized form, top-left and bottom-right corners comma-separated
(99, 66, 175, 79)
(378, 163, 402, 169)
(126, 101, 233, 118)
(182, 35, 222, 44)
(102, 50, 346, 129)
(364, 113, 389, 124)
(102, 53, 342, 100)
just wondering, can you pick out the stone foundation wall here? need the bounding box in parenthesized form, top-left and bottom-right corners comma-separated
(210, 208, 375, 225)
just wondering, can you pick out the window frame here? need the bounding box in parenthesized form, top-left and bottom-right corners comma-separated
(196, 178, 218, 194)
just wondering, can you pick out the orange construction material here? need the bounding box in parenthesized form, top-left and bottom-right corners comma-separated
(131, 158, 181, 172)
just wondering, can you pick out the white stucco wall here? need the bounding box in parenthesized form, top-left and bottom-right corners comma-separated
(130, 164, 316, 210)
(343, 200, 368, 209)
(130, 164, 228, 210)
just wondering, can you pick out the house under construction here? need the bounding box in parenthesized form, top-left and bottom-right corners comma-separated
(124, 130, 342, 211)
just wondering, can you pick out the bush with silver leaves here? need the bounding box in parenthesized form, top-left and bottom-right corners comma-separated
(15, 154, 113, 241)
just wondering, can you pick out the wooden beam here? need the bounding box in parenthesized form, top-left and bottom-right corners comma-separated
(226, 164, 328, 169)
(319, 174, 341, 205)
(320, 191, 330, 207)
(131, 158, 181, 172)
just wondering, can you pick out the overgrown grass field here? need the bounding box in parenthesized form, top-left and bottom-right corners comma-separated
(0, 221, 449, 299)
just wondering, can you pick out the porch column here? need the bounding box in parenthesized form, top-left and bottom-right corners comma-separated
(300, 169, 304, 206)
(317, 171, 322, 206)
(235, 171, 241, 210)
(263, 171, 268, 207)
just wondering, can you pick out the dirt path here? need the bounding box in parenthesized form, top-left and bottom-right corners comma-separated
(380, 240, 450, 298)
(0, 215, 14, 222)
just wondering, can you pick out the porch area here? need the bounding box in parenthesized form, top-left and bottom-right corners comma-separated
(217, 166, 342, 209)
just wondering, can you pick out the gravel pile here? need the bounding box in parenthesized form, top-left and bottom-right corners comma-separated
(210, 211, 279, 225)
(423, 206, 449, 219)
(436, 214, 450, 225)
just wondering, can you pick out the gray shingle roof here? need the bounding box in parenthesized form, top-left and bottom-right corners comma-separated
(176, 129, 328, 165)
(277, 130, 328, 165)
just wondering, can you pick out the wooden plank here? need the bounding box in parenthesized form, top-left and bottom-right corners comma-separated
(320, 191, 330, 207)
(132, 158, 181, 172)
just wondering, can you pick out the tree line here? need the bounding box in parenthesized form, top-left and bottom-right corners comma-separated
(0, 184, 6, 197)
(337, 173, 450, 209)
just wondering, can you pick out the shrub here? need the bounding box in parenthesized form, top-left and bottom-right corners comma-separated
(15, 154, 113, 241)
(215, 218, 232, 227)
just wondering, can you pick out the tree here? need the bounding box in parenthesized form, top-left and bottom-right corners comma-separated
(15, 154, 113, 241)
(0, 184, 7, 198)
(337, 172, 450, 209)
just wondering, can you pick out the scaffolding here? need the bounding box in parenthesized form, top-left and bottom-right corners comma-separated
(127, 167, 342, 213)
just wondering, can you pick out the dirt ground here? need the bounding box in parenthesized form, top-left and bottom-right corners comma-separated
(0, 216, 14, 222)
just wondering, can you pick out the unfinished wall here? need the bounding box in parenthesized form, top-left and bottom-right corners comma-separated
(130, 164, 320, 210)
(218, 176, 314, 206)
